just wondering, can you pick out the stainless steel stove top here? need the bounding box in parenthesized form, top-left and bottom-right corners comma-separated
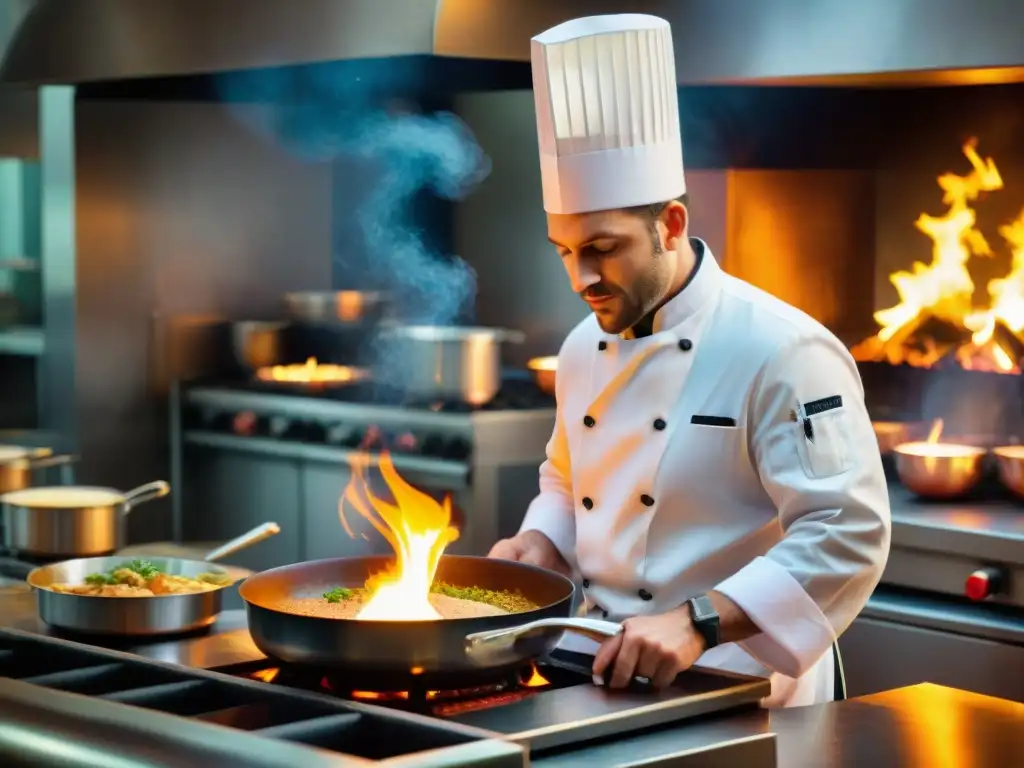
(223, 651, 770, 752)
(0, 626, 771, 766)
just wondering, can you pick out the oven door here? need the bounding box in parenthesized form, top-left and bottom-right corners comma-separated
(841, 585, 1024, 702)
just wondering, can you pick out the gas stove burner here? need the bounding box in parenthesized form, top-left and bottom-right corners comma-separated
(254, 358, 370, 388)
(235, 659, 565, 715)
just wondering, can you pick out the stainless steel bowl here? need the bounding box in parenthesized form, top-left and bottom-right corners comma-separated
(283, 291, 388, 325)
(992, 446, 1024, 499)
(893, 442, 988, 499)
(527, 356, 557, 396)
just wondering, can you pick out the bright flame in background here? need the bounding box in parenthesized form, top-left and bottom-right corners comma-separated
(215, 63, 492, 385)
(851, 139, 1024, 373)
(338, 452, 460, 621)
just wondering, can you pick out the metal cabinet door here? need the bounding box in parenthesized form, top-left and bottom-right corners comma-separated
(181, 447, 303, 572)
(842, 616, 1024, 702)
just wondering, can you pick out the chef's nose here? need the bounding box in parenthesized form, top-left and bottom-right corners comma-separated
(565, 253, 601, 294)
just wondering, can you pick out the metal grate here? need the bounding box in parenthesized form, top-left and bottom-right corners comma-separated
(0, 628, 521, 765)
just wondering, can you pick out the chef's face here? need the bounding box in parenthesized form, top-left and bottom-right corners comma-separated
(547, 201, 688, 335)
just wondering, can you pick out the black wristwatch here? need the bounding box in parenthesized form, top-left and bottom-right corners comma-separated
(686, 594, 720, 651)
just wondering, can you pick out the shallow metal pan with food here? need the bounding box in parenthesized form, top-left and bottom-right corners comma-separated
(239, 554, 622, 690)
(27, 522, 280, 636)
(1, 480, 171, 558)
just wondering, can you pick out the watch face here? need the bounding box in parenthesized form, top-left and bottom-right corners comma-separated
(691, 596, 716, 622)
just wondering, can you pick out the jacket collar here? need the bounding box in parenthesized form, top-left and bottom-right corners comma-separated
(619, 238, 724, 340)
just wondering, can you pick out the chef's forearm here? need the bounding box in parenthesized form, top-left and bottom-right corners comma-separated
(706, 590, 759, 645)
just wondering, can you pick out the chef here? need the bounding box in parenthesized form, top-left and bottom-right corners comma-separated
(489, 14, 891, 708)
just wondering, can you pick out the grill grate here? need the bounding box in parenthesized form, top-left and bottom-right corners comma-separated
(0, 629, 515, 764)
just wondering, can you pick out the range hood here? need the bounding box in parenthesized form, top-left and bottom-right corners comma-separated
(3, 0, 1024, 86)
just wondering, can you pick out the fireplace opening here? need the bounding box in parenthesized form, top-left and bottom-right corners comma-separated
(687, 83, 1024, 444)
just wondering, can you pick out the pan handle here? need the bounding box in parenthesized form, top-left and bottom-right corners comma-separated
(121, 481, 171, 513)
(23, 454, 78, 471)
(203, 522, 281, 562)
(464, 617, 622, 665)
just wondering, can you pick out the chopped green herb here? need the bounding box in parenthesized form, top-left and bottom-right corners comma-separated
(121, 559, 161, 580)
(84, 559, 164, 585)
(431, 582, 537, 613)
(323, 587, 354, 603)
(319, 582, 538, 613)
(84, 573, 117, 586)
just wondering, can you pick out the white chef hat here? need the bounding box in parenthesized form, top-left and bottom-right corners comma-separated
(531, 14, 685, 215)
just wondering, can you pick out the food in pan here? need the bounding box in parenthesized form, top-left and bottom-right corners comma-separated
(275, 582, 539, 621)
(48, 559, 232, 597)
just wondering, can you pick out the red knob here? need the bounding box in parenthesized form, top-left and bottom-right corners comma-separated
(965, 568, 1003, 601)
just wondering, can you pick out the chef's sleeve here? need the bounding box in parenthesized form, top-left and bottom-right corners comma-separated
(518, 349, 576, 561)
(712, 333, 891, 679)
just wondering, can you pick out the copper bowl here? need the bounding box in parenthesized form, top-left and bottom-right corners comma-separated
(992, 446, 1024, 499)
(893, 442, 988, 499)
(527, 356, 557, 396)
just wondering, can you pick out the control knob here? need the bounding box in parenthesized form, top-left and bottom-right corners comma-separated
(965, 566, 1005, 602)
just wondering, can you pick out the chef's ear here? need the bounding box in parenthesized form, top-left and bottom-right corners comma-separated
(660, 198, 688, 251)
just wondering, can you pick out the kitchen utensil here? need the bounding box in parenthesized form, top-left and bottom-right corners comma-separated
(240, 554, 585, 690)
(27, 522, 280, 636)
(1, 480, 171, 558)
(231, 321, 289, 371)
(892, 442, 988, 499)
(376, 325, 527, 406)
(0, 447, 76, 494)
(283, 291, 388, 326)
(992, 445, 1024, 498)
(527, 355, 558, 396)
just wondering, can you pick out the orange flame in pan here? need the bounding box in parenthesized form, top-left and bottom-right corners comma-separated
(339, 451, 460, 620)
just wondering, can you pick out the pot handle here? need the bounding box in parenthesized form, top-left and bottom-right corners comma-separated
(463, 617, 622, 664)
(25, 454, 78, 471)
(121, 480, 171, 513)
(500, 329, 527, 344)
(203, 522, 281, 562)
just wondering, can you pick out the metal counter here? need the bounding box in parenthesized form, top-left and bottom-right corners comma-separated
(889, 485, 1024, 566)
(0, 588, 266, 670)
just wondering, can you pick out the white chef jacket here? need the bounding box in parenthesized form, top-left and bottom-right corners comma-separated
(520, 239, 891, 708)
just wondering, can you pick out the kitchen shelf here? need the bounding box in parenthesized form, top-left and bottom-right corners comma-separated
(0, 326, 43, 356)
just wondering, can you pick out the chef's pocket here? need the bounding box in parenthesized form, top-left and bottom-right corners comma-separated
(796, 409, 855, 479)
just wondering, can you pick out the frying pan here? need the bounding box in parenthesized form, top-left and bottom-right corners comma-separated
(240, 554, 622, 690)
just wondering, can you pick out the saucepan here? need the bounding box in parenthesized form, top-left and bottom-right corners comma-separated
(527, 356, 558, 396)
(27, 522, 280, 636)
(1, 480, 170, 558)
(0, 446, 76, 494)
(231, 321, 290, 371)
(375, 325, 527, 406)
(283, 291, 389, 326)
(240, 554, 621, 690)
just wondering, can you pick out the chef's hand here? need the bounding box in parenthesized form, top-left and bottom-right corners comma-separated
(592, 606, 705, 689)
(488, 530, 572, 576)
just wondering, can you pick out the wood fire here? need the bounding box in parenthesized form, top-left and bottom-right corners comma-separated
(851, 139, 1024, 374)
